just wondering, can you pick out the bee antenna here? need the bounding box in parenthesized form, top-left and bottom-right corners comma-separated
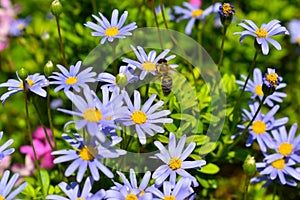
(157, 58, 167, 64)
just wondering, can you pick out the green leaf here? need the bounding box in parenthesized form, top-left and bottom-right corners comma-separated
(199, 163, 220, 174)
(186, 135, 209, 145)
(198, 142, 217, 155)
(40, 169, 50, 196)
(155, 134, 169, 143)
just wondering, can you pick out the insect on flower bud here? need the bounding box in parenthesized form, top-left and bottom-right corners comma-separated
(44, 61, 54, 77)
(243, 155, 256, 177)
(50, 0, 63, 17)
(18, 68, 28, 81)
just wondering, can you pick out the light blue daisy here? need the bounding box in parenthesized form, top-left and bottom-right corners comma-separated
(84, 9, 137, 44)
(58, 86, 125, 142)
(251, 155, 300, 187)
(269, 124, 300, 163)
(236, 68, 287, 107)
(51, 133, 126, 182)
(46, 177, 106, 200)
(106, 168, 152, 200)
(121, 90, 173, 144)
(235, 101, 288, 152)
(0, 170, 28, 200)
(173, 2, 220, 35)
(0, 72, 49, 104)
(0, 131, 14, 161)
(152, 132, 206, 187)
(234, 19, 289, 55)
(262, 68, 282, 89)
(9, 17, 31, 37)
(49, 60, 97, 93)
(122, 45, 178, 80)
(98, 65, 137, 91)
(288, 19, 300, 45)
(147, 178, 194, 200)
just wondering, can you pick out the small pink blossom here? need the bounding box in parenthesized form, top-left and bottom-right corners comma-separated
(189, 0, 202, 7)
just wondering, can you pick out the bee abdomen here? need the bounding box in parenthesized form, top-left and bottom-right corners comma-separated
(162, 75, 172, 96)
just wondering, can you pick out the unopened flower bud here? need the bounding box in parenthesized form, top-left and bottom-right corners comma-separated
(44, 61, 54, 77)
(18, 68, 28, 80)
(116, 73, 128, 89)
(50, 0, 63, 17)
(243, 156, 256, 177)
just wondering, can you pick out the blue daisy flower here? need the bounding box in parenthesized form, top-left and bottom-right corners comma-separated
(152, 132, 206, 187)
(58, 86, 125, 142)
(269, 124, 300, 163)
(122, 45, 178, 80)
(251, 155, 300, 187)
(0, 131, 14, 161)
(218, 3, 235, 17)
(0, 72, 49, 104)
(262, 68, 282, 89)
(49, 60, 97, 93)
(121, 90, 173, 144)
(236, 68, 287, 107)
(288, 19, 300, 45)
(147, 178, 194, 200)
(9, 17, 31, 37)
(98, 65, 137, 91)
(173, 2, 220, 35)
(84, 9, 137, 44)
(46, 177, 106, 200)
(235, 102, 288, 152)
(0, 170, 28, 200)
(106, 168, 152, 200)
(51, 133, 126, 182)
(234, 19, 289, 55)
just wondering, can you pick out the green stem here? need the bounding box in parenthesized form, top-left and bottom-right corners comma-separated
(55, 16, 67, 67)
(231, 50, 258, 117)
(272, 184, 277, 200)
(150, 0, 163, 49)
(243, 175, 250, 200)
(112, 43, 118, 75)
(47, 86, 56, 148)
(217, 26, 228, 69)
(23, 87, 44, 197)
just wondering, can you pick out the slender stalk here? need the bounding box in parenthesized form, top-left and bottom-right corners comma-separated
(243, 175, 250, 200)
(150, 0, 164, 49)
(23, 87, 44, 197)
(231, 50, 258, 116)
(55, 16, 67, 67)
(272, 184, 277, 200)
(217, 26, 228, 69)
(47, 86, 56, 148)
(111, 43, 118, 75)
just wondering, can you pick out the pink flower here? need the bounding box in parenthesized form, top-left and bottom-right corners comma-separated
(189, 0, 202, 7)
(20, 126, 55, 169)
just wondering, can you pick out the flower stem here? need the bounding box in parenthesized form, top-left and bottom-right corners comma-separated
(23, 87, 44, 197)
(47, 86, 56, 148)
(111, 42, 118, 75)
(150, 0, 163, 49)
(243, 175, 250, 200)
(230, 50, 258, 117)
(55, 16, 67, 67)
(217, 26, 228, 70)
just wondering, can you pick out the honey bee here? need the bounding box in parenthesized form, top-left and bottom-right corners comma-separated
(155, 58, 175, 96)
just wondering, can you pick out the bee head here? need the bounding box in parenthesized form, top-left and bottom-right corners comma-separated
(157, 58, 167, 64)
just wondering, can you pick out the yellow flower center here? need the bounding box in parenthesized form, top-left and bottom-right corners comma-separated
(131, 110, 147, 124)
(19, 81, 24, 89)
(126, 194, 138, 200)
(222, 3, 233, 16)
(168, 157, 182, 170)
(255, 28, 268, 38)
(255, 85, 264, 96)
(252, 120, 266, 134)
(0, 195, 6, 200)
(83, 108, 102, 122)
(79, 145, 96, 161)
(191, 9, 203, 18)
(271, 158, 285, 170)
(266, 73, 278, 87)
(27, 78, 35, 88)
(141, 61, 156, 71)
(18, 23, 25, 30)
(297, 37, 300, 44)
(65, 76, 78, 85)
(105, 27, 119, 37)
(278, 142, 293, 156)
(77, 198, 86, 200)
(164, 196, 176, 200)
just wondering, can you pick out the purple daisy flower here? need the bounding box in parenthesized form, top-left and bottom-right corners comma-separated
(234, 19, 289, 55)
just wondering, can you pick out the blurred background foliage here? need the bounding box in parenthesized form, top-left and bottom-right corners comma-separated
(0, 0, 300, 199)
